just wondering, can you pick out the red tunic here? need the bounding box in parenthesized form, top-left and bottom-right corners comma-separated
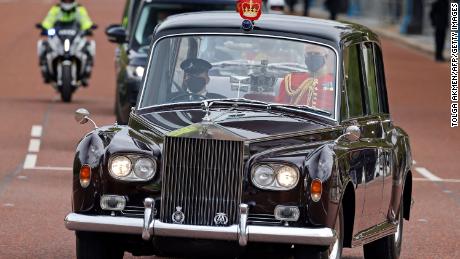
(276, 72, 335, 113)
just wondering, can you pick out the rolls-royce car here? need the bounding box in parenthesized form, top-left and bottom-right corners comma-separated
(67, 11, 413, 259)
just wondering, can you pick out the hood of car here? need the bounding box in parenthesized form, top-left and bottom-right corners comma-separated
(138, 109, 331, 141)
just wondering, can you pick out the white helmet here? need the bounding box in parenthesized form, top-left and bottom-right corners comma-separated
(60, 0, 77, 11)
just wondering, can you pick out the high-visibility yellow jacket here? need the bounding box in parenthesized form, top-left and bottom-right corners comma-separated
(41, 4, 93, 31)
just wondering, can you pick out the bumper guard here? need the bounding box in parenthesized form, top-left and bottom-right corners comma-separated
(64, 199, 336, 247)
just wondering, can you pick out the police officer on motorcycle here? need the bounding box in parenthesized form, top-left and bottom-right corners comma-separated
(37, 0, 95, 86)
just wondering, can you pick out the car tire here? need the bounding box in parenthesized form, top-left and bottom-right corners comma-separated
(294, 204, 344, 259)
(363, 198, 404, 259)
(61, 65, 73, 103)
(76, 231, 124, 259)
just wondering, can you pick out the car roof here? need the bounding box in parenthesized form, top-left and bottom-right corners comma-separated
(155, 12, 378, 46)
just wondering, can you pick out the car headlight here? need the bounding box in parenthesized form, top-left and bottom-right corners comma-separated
(134, 158, 156, 180)
(109, 155, 157, 181)
(252, 165, 275, 188)
(276, 166, 299, 188)
(251, 164, 299, 190)
(109, 156, 132, 177)
(127, 65, 145, 78)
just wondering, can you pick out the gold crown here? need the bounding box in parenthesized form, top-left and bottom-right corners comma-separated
(242, 0, 260, 18)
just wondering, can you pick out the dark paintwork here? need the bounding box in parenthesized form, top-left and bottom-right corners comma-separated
(75, 12, 412, 256)
(156, 12, 374, 44)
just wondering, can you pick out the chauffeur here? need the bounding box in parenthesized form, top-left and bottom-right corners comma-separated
(179, 58, 223, 99)
(276, 46, 335, 113)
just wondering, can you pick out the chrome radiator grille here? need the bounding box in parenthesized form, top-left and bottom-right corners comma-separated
(160, 136, 244, 226)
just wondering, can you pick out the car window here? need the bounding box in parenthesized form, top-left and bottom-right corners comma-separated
(344, 44, 364, 118)
(140, 35, 338, 118)
(132, 3, 235, 51)
(374, 45, 389, 114)
(361, 43, 379, 115)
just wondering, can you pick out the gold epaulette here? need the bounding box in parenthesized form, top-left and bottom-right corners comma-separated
(284, 73, 319, 105)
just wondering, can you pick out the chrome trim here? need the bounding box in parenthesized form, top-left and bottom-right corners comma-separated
(160, 137, 244, 226)
(64, 213, 143, 234)
(137, 32, 340, 122)
(64, 212, 336, 246)
(153, 221, 239, 241)
(247, 225, 335, 246)
(238, 204, 249, 246)
(351, 220, 397, 247)
(142, 198, 154, 240)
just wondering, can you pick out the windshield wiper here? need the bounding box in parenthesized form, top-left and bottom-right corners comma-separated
(206, 98, 271, 107)
(268, 104, 332, 116)
(206, 98, 331, 116)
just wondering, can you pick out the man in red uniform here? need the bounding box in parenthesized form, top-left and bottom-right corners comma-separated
(276, 46, 335, 113)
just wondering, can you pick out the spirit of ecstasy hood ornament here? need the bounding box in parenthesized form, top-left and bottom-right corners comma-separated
(201, 100, 214, 122)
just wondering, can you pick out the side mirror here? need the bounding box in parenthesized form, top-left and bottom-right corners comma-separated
(335, 125, 361, 144)
(105, 24, 127, 44)
(75, 108, 98, 128)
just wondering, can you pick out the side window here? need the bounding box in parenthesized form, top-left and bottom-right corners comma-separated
(374, 45, 389, 113)
(343, 44, 365, 119)
(361, 43, 379, 115)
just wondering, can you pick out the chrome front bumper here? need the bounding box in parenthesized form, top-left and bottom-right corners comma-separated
(64, 199, 336, 247)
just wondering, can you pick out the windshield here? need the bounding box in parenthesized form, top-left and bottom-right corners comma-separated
(132, 3, 235, 51)
(140, 35, 337, 118)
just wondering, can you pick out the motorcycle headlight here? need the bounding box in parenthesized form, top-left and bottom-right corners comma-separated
(109, 156, 132, 178)
(133, 158, 156, 180)
(47, 28, 56, 37)
(251, 164, 299, 191)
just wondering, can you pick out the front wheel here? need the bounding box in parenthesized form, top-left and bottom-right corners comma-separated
(76, 231, 124, 259)
(363, 198, 404, 259)
(61, 64, 74, 103)
(294, 204, 344, 259)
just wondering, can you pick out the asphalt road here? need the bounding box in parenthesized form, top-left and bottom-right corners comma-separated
(0, 0, 458, 258)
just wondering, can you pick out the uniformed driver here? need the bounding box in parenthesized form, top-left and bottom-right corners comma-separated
(175, 58, 224, 100)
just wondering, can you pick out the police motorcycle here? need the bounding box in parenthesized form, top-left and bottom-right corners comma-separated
(36, 22, 97, 102)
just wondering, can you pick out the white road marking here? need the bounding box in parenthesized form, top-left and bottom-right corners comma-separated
(24, 166, 72, 171)
(23, 154, 37, 169)
(17, 175, 27, 180)
(30, 125, 43, 138)
(413, 177, 460, 183)
(412, 160, 417, 165)
(415, 167, 443, 181)
(28, 139, 41, 153)
(418, 219, 428, 223)
(3, 203, 14, 207)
